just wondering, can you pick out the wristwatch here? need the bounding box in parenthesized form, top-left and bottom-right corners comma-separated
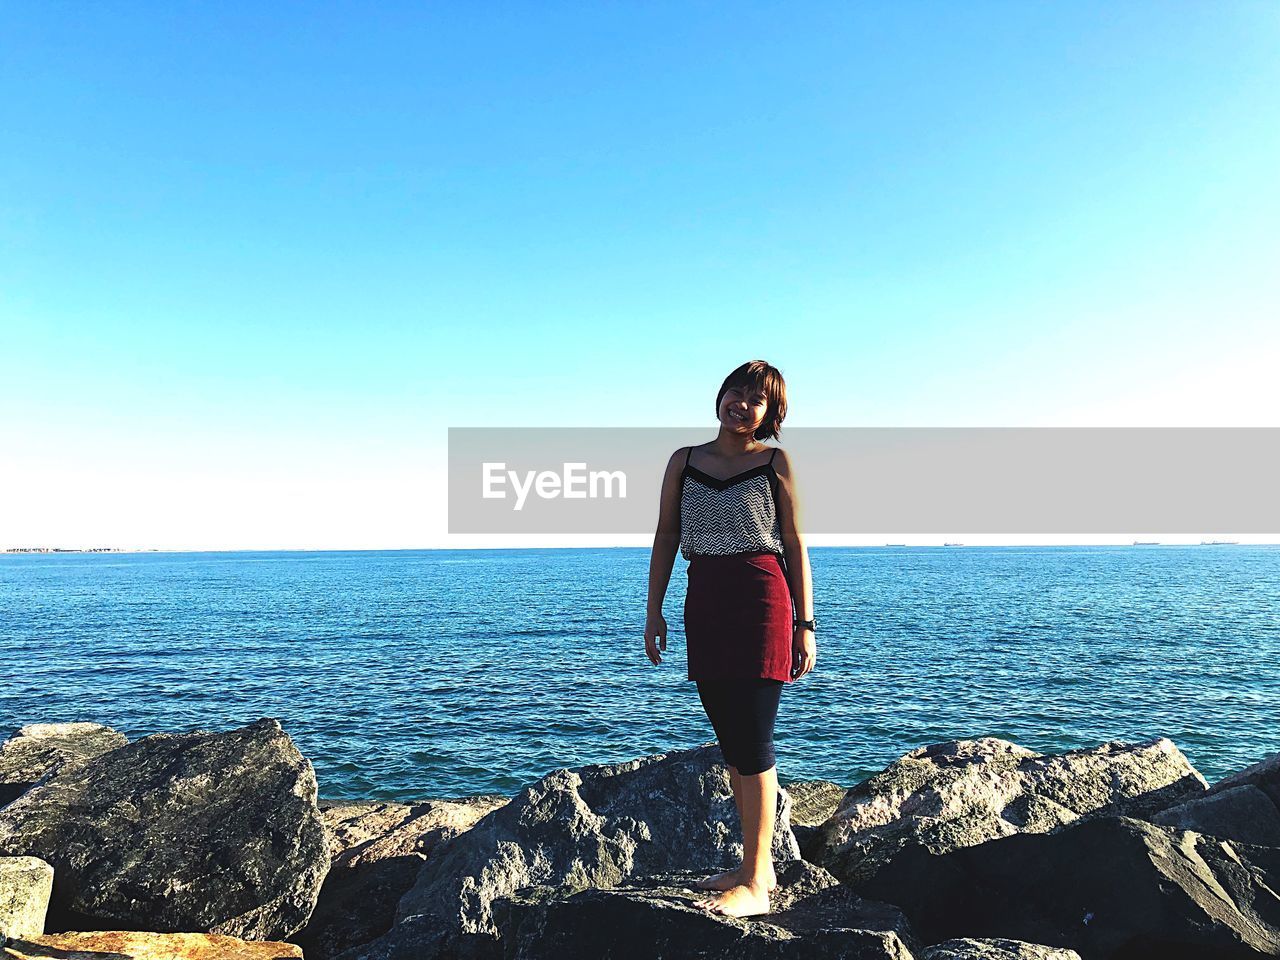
(794, 616, 817, 633)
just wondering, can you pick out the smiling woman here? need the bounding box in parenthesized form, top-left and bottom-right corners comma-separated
(643, 359, 816, 921)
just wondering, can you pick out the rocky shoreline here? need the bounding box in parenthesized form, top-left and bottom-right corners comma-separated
(2, 718, 1279, 959)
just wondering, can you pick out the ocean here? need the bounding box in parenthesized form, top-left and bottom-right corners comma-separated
(2, 546, 1276, 802)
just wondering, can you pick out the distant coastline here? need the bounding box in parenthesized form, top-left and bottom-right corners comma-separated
(3, 543, 1277, 554)
(3, 547, 129, 554)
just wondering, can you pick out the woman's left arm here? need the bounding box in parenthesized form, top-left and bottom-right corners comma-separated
(773, 448, 816, 679)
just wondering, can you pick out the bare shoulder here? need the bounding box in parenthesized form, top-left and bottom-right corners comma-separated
(663, 446, 692, 478)
(771, 446, 798, 479)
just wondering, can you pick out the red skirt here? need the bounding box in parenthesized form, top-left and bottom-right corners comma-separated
(684, 551, 795, 683)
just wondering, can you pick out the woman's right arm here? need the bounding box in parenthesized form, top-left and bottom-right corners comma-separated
(644, 447, 687, 665)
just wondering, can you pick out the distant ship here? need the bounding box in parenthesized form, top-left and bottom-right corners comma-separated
(1200, 540, 1240, 545)
(884, 543, 906, 547)
(943, 542, 964, 547)
(1132, 541, 1159, 546)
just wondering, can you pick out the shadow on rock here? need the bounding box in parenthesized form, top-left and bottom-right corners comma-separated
(492, 858, 917, 960)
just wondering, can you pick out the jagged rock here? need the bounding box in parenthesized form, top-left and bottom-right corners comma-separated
(786, 780, 847, 827)
(337, 743, 803, 960)
(0, 856, 53, 939)
(1, 929, 303, 958)
(921, 939, 1082, 959)
(295, 794, 511, 960)
(862, 814, 1280, 959)
(318, 794, 511, 859)
(1145, 749, 1280, 847)
(0, 723, 128, 808)
(783, 779, 847, 858)
(1208, 749, 1280, 810)
(1151, 784, 1280, 847)
(491, 858, 917, 959)
(0, 717, 329, 941)
(812, 737, 1207, 889)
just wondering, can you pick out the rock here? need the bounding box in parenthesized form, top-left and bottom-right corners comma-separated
(317, 794, 511, 860)
(0, 724, 128, 808)
(862, 815, 1280, 958)
(338, 743, 803, 960)
(783, 779, 847, 860)
(1143, 750, 1280, 847)
(1, 929, 303, 958)
(0, 717, 329, 941)
(491, 858, 917, 959)
(785, 779, 848, 827)
(812, 737, 1207, 889)
(1208, 749, 1280, 810)
(921, 939, 1082, 959)
(1151, 784, 1280, 847)
(295, 794, 511, 960)
(0, 856, 54, 939)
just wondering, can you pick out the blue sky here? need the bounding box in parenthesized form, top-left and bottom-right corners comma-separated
(2, 3, 1277, 549)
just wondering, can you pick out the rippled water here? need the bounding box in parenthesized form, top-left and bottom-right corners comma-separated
(2, 547, 1276, 801)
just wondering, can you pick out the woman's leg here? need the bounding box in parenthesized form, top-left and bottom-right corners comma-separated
(695, 680, 747, 889)
(728, 680, 782, 883)
(698, 679, 783, 916)
(697, 769, 766, 891)
(735, 761, 778, 892)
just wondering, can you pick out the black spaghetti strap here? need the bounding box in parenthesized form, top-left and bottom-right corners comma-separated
(768, 447, 777, 465)
(685, 446, 693, 466)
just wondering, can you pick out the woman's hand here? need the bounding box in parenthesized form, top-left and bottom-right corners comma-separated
(792, 627, 816, 679)
(644, 612, 668, 665)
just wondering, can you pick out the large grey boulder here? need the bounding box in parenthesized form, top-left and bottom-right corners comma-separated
(0, 723, 127, 808)
(0, 717, 329, 941)
(491, 858, 917, 960)
(862, 815, 1280, 958)
(812, 737, 1207, 889)
(921, 939, 1082, 959)
(1208, 749, 1280, 809)
(1146, 749, 1280, 847)
(295, 794, 511, 960)
(339, 743, 802, 960)
(0, 856, 53, 939)
(1151, 784, 1280, 847)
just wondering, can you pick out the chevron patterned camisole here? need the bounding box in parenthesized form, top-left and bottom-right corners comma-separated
(679, 445, 785, 561)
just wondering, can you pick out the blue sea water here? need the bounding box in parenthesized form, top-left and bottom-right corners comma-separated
(1, 547, 1277, 802)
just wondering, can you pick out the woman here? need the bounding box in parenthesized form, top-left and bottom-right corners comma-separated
(644, 359, 817, 919)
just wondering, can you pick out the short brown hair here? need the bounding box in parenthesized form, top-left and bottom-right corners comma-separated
(716, 360, 787, 441)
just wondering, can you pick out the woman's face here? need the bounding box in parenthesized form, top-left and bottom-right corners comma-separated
(719, 383, 769, 438)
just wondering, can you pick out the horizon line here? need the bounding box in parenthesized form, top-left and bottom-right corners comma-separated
(4, 541, 1277, 555)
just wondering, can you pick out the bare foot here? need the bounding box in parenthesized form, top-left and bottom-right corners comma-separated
(694, 864, 777, 892)
(694, 866, 742, 891)
(697, 879, 771, 918)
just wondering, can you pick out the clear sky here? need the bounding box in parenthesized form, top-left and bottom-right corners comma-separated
(2, 3, 1277, 550)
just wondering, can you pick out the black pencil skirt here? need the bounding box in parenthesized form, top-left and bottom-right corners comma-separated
(696, 677, 784, 775)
